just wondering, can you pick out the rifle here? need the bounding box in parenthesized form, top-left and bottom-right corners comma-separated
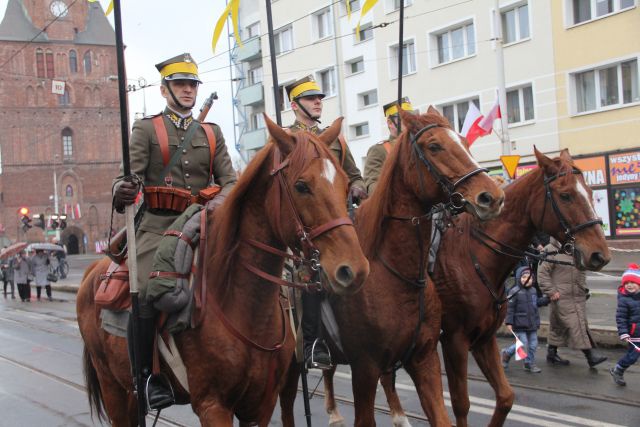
(197, 92, 218, 122)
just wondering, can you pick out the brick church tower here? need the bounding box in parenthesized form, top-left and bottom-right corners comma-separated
(0, 0, 123, 254)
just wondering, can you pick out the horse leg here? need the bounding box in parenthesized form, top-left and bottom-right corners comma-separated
(351, 361, 381, 427)
(379, 372, 412, 427)
(323, 365, 347, 427)
(405, 350, 450, 427)
(196, 402, 234, 426)
(279, 355, 300, 427)
(91, 358, 136, 427)
(441, 335, 471, 427)
(471, 338, 514, 427)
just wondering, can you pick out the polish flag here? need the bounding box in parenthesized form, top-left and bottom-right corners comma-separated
(510, 330, 528, 360)
(460, 99, 502, 145)
(73, 203, 82, 219)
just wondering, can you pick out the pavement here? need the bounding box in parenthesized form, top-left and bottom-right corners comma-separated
(49, 245, 640, 348)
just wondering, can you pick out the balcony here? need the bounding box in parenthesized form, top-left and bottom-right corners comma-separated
(241, 128, 267, 151)
(237, 37, 262, 62)
(237, 83, 264, 107)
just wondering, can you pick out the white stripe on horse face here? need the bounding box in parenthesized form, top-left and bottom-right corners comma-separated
(575, 179, 598, 218)
(446, 129, 481, 168)
(322, 159, 337, 185)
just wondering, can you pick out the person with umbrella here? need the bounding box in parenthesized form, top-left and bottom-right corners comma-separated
(31, 249, 52, 301)
(12, 250, 31, 302)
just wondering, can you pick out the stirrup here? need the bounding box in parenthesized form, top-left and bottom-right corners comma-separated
(308, 339, 333, 370)
(145, 373, 175, 412)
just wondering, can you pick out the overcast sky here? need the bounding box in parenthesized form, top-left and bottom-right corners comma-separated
(0, 0, 240, 161)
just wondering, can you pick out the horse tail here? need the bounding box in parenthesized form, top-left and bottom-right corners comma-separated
(83, 345, 106, 423)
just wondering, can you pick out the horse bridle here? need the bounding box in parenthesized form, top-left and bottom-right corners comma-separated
(410, 123, 489, 214)
(540, 169, 603, 252)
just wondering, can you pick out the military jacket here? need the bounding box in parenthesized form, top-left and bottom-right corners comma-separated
(119, 107, 237, 233)
(288, 120, 366, 191)
(364, 138, 396, 195)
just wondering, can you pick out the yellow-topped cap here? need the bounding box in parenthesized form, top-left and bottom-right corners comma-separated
(286, 75, 326, 101)
(384, 97, 414, 117)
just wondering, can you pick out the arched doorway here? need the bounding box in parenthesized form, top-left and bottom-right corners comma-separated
(61, 226, 85, 254)
(67, 234, 79, 254)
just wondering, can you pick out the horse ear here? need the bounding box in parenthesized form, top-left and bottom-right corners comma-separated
(427, 105, 442, 117)
(559, 148, 573, 163)
(264, 113, 294, 155)
(318, 117, 344, 147)
(534, 146, 558, 175)
(399, 108, 420, 132)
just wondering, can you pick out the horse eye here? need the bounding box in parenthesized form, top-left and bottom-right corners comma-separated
(559, 193, 571, 202)
(428, 143, 442, 153)
(295, 181, 311, 194)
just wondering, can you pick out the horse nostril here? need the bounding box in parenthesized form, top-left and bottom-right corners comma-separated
(590, 252, 606, 268)
(335, 265, 355, 287)
(476, 192, 494, 207)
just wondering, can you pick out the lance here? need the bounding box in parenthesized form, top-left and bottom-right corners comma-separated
(396, 0, 406, 134)
(112, 1, 146, 425)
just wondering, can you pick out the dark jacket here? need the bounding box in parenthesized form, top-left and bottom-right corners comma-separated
(615, 285, 640, 341)
(505, 284, 550, 332)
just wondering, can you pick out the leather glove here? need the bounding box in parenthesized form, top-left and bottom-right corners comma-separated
(114, 180, 140, 212)
(205, 194, 227, 212)
(348, 186, 368, 205)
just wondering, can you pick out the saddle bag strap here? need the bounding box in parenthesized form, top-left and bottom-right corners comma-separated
(383, 141, 392, 154)
(163, 230, 197, 248)
(337, 134, 347, 167)
(148, 271, 191, 279)
(153, 120, 202, 186)
(201, 124, 217, 182)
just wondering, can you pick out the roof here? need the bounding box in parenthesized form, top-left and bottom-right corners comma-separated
(73, 1, 115, 46)
(0, 0, 49, 42)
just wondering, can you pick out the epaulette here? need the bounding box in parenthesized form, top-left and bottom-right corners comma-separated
(376, 140, 388, 145)
(141, 112, 163, 120)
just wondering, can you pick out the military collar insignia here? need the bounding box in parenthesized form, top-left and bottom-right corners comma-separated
(166, 111, 193, 130)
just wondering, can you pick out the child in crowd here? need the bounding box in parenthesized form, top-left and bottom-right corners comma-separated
(501, 266, 550, 373)
(610, 263, 640, 386)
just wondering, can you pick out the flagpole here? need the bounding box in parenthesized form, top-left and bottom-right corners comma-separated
(396, 0, 405, 133)
(265, 0, 282, 126)
(493, 0, 511, 156)
(112, 1, 146, 425)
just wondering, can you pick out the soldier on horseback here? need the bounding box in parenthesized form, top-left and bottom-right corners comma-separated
(113, 53, 237, 411)
(285, 75, 368, 369)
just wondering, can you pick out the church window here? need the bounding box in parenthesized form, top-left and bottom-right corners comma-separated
(59, 87, 71, 106)
(83, 51, 92, 74)
(69, 50, 78, 73)
(66, 185, 74, 197)
(46, 50, 55, 77)
(36, 48, 45, 78)
(62, 128, 73, 159)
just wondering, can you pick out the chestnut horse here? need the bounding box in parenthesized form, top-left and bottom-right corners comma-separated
(77, 116, 369, 426)
(279, 108, 505, 426)
(377, 148, 611, 427)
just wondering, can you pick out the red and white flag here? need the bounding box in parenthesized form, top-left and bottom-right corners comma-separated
(511, 330, 528, 361)
(460, 99, 502, 145)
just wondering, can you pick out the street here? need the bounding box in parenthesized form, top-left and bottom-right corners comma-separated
(0, 256, 638, 426)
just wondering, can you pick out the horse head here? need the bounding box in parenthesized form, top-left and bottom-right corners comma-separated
(397, 106, 504, 220)
(533, 147, 610, 271)
(264, 115, 369, 295)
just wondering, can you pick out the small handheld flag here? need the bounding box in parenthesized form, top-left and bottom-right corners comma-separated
(511, 330, 528, 361)
(629, 340, 640, 353)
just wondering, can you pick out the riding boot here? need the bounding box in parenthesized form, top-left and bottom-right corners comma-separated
(582, 349, 607, 368)
(546, 345, 570, 365)
(127, 316, 174, 411)
(301, 291, 332, 370)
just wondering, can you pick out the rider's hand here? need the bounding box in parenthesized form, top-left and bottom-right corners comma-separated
(114, 181, 140, 212)
(349, 186, 368, 204)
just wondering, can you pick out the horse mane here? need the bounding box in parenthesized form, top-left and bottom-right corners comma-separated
(358, 112, 451, 258)
(207, 130, 343, 293)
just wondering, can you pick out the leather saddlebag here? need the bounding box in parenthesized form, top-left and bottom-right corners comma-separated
(95, 260, 131, 311)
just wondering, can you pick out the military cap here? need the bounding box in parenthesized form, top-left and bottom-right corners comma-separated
(383, 97, 414, 118)
(155, 53, 202, 83)
(286, 75, 325, 101)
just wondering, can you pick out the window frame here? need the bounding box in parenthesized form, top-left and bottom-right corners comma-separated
(248, 66, 263, 85)
(565, 0, 636, 28)
(354, 22, 374, 44)
(350, 122, 370, 139)
(36, 48, 45, 78)
(312, 6, 334, 41)
(505, 83, 535, 126)
(83, 51, 92, 74)
(501, 1, 531, 46)
(246, 21, 261, 40)
(385, 0, 413, 14)
(340, 0, 361, 16)
(62, 128, 73, 159)
(69, 50, 78, 73)
(277, 80, 295, 112)
(345, 56, 365, 76)
(357, 89, 378, 109)
(273, 25, 294, 56)
(316, 66, 337, 98)
(431, 20, 476, 67)
(435, 97, 480, 133)
(388, 38, 417, 80)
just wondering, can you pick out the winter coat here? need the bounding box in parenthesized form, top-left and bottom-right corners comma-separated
(505, 285, 549, 332)
(537, 242, 593, 349)
(11, 256, 31, 284)
(2, 260, 14, 282)
(30, 253, 50, 286)
(615, 285, 640, 343)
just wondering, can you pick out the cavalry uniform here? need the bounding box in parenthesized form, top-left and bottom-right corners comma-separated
(363, 97, 414, 195)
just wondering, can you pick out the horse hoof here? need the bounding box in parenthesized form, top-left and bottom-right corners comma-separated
(392, 415, 412, 427)
(329, 421, 348, 427)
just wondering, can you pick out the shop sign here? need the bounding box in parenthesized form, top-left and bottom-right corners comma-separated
(574, 156, 607, 187)
(609, 151, 640, 185)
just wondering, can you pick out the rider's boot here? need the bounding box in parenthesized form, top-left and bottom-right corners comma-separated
(127, 316, 174, 411)
(301, 291, 332, 370)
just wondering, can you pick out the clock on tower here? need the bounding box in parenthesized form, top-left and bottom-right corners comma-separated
(50, 1, 68, 18)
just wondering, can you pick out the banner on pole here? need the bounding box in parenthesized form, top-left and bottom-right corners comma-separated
(51, 80, 66, 95)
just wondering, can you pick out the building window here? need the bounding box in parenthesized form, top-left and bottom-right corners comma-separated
(354, 22, 373, 42)
(278, 83, 293, 111)
(246, 21, 260, 39)
(83, 51, 92, 74)
(36, 48, 45, 78)
(346, 57, 364, 75)
(438, 98, 480, 133)
(313, 7, 333, 40)
(341, 0, 361, 15)
(274, 26, 293, 55)
(358, 89, 378, 108)
(435, 22, 475, 65)
(570, 0, 635, 25)
(389, 40, 416, 79)
(45, 50, 54, 77)
(317, 67, 337, 97)
(65, 185, 74, 197)
(58, 88, 71, 106)
(506, 85, 534, 124)
(248, 66, 263, 85)
(62, 128, 73, 159)
(69, 50, 77, 73)
(573, 58, 639, 113)
(351, 122, 370, 138)
(388, 0, 413, 11)
(502, 2, 530, 44)
(250, 112, 265, 130)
